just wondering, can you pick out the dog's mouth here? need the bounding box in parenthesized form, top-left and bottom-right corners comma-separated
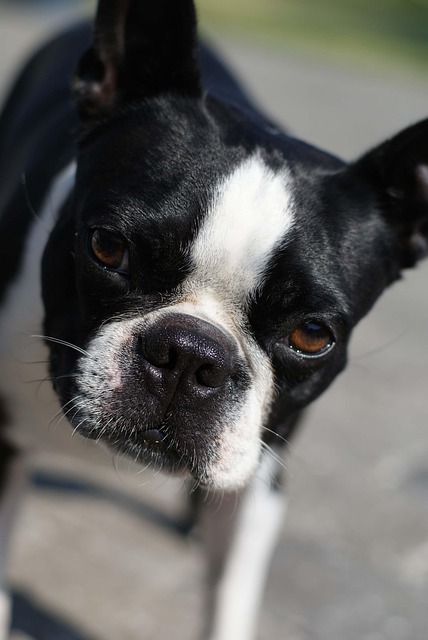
(61, 394, 220, 483)
(140, 428, 166, 446)
(61, 386, 261, 489)
(131, 426, 189, 473)
(94, 419, 215, 482)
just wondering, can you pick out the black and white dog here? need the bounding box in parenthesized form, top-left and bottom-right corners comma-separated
(0, 1, 427, 638)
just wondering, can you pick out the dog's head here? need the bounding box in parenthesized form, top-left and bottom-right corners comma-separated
(42, 0, 428, 490)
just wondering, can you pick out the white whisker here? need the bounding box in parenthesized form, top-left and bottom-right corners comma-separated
(30, 334, 90, 357)
(261, 425, 292, 448)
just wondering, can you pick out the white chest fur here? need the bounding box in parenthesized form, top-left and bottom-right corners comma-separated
(0, 163, 77, 451)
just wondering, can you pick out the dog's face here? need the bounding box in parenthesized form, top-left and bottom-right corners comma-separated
(42, 0, 428, 490)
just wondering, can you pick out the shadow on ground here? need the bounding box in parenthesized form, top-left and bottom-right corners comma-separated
(11, 472, 193, 640)
(12, 590, 97, 640)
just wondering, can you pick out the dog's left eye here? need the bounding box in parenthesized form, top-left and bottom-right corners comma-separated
(89, 229, 129, 273)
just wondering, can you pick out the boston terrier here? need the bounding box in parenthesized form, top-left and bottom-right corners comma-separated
(0, 1, 427, 639)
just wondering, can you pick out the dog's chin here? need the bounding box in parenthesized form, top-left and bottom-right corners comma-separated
(69, 418, 255, 491)
(110, 439, 190, 477)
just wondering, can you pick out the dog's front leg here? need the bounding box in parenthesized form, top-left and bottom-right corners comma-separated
(198, 449, 286, 640)
(0, 441, 28, 640)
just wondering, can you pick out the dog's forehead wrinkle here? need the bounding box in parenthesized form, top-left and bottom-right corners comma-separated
(188, 155, 295, 300)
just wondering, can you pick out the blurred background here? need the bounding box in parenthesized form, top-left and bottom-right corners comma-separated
(4, 0, 428, 66)
(0, 1, 427, 640)
(200, 0, 428, 73)
(3, 0, 428, 76)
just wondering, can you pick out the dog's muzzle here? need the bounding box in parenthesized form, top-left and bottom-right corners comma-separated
(68, 309, 269, 488)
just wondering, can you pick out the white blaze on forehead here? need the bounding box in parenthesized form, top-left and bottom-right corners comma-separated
(189, 155, 294, 299)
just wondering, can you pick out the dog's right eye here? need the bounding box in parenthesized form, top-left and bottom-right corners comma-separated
(287, 321, 334, 357)
(89, 229, 129, 273)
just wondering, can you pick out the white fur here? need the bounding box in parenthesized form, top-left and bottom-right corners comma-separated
(0, 455, 27, 640)
(190, 155, 294, 301)
(0, 592, 9, 640)
(0, 163, 76, 450)
(205, 450, 286, 640)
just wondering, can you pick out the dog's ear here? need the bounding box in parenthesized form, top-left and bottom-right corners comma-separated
(353, 118, 428, 269)
(73, 0, 200, 119)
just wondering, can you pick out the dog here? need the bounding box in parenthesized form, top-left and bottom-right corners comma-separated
(0, 1, 427, 639)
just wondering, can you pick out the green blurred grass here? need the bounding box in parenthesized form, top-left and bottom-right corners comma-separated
(197, 0, 428, 72)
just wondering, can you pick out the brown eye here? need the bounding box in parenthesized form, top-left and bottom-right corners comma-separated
(90, 229, 129, 273)
(288, 322, 334, 356)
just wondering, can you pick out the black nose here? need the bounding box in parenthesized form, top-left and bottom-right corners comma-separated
(138, 315, 237, 397)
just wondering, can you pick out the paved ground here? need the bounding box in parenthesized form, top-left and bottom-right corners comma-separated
(1, 3, 428, 640)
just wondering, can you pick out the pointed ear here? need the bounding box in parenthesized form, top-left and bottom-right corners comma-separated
(73, 0, 201, 119)
(353, 119, 428, 268)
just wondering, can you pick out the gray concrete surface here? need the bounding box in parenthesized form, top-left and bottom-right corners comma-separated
(1, 3, 428, 640)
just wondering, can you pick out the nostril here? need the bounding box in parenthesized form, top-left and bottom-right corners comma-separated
(196, 363, 228, 388)
(138, 335, 178, 370)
